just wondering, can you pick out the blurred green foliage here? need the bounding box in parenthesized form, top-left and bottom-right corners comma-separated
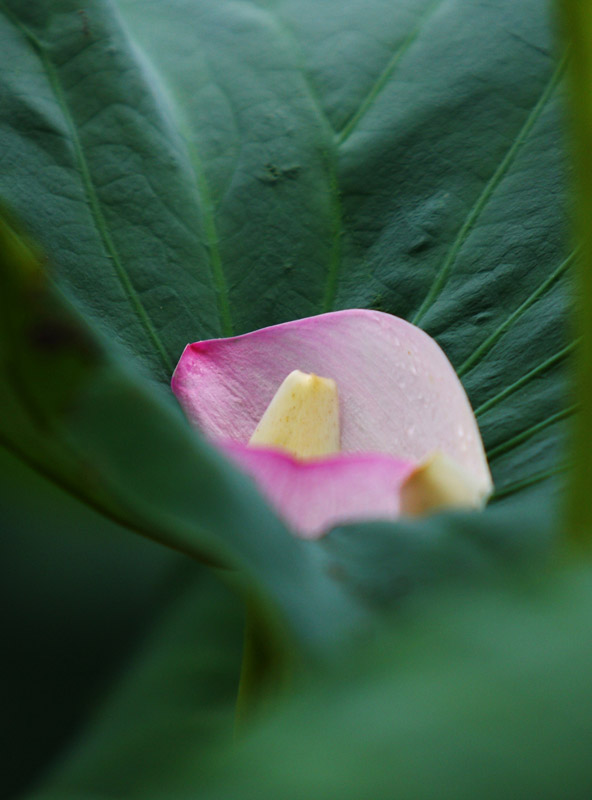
(0, 446, 181, 796)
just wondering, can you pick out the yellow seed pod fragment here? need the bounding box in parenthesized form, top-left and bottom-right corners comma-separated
(400, 451, 487, 516)
(249, 370, 340, 460)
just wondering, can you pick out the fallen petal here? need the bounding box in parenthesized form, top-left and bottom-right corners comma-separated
(220, 442, 415, 539)
(173, 309, 492, 499)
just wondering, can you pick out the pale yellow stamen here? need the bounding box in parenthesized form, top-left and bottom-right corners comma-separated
(400, 451, 487, 516)
(249, 370, 340, 460)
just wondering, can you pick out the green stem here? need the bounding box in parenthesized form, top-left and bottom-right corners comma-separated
(235, 592, 293, 732)
(558, 3, 592, 545)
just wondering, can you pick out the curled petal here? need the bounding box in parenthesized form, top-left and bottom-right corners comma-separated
(172, 309, 492, 498)
(220, 443, 415, 539)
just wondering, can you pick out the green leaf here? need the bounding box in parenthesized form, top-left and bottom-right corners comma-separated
(318, 501, 556, 611)
(0, 0, 570, 510)
(0, 3, 579, 793)
(27, 569, 245, 799)
(0, 445, 180, 798)
(198, 563, 592, 800)
(0, 0, 572, 643)
(116, 0, 571, 503)
(0, 212, 362, 656)
(27, 561, 592, 800)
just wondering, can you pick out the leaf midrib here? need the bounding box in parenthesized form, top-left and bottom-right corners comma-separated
(120, 24, 235, 338)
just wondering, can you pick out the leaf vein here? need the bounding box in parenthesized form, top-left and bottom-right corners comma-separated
(487, 404, 576, 462)
(457, 248, 576, 377)
(336, 0, 447, 145)
(491, 463, 570, 501)
(475, 340, 576, 417)
(412, 52, 567, 326)
(1, 7, 174, 375)
(115, 20, 234, 337)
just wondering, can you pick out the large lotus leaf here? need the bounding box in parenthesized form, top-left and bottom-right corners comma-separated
(0, 0, 570, 503)
(101, 0, 574, 504)
(0, 0, 571, 630)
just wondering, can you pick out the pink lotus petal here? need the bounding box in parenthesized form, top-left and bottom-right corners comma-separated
(172, 309, 492, 497)
(220, 442, 415, 539)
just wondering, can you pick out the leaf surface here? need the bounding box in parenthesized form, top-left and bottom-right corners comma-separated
(0, 0, 570, 631)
